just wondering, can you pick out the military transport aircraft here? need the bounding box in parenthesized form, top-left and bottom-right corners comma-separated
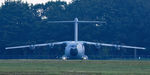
(5, 18, 146, 60)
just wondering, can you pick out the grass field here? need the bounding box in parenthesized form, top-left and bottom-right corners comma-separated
(0, 60, 150, 75)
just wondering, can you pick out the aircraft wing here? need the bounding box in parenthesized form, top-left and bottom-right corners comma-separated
(5, 41, 66, 50)
(48, 21, 105, 23)
(48, 21, 74, 23)
(78, 21, 105, 23)
(84, 41, 146, 50)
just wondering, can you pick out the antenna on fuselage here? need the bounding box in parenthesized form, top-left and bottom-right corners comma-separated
(48, 18, 105, 42)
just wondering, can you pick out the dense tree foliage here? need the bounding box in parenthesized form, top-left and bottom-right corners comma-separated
(0, 0, 149, 59)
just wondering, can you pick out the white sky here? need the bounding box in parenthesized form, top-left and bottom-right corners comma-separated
(0, 0, 72, 6)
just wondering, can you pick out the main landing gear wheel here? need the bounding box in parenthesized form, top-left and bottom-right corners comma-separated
(62, 56, 67, 60)
(82, 55, 88, 60)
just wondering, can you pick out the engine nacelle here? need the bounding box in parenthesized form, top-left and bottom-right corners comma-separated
(29, 45, 35, 50)
(95, 43, 101, 49)
(48, 43, 54, 48)
(115, 45, 121, 50)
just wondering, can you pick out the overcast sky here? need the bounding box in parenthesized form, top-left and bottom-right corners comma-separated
(0, 0, 72, 5)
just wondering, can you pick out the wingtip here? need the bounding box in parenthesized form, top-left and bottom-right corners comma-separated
(5, 48, 8, 50)
(5, 47, 11, 50)
(137, 47, 146, 50)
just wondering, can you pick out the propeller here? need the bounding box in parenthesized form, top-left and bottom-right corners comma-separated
(29, 45, 35, 50)
(95, 43, 101, 49)
(48, 43, 54, 48)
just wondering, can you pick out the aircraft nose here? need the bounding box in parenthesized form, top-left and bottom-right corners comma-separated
(70, 48, 78, 56)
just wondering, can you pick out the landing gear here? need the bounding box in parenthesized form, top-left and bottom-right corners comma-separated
(82, 55, 88, 60)
(62, 56, 67, 60)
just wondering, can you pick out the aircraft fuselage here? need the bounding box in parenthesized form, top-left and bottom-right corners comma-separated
(62, 41, 88, 60)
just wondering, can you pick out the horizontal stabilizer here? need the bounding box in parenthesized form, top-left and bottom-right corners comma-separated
(48, 21, 74, 23)
(78, 21, 105, 23)
(48, 21, 105, 24)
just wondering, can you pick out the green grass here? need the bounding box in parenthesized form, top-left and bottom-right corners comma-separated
(0, 60, 150, 75)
